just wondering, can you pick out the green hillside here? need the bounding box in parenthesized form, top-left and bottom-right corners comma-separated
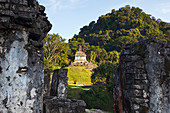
(66, 66, 92, 83)
(72, 5, 170, 52)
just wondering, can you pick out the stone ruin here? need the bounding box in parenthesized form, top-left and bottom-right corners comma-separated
(0, 1, 169, 113)
(72, 45, 88, 65)
(69, 45, 98, 71)
(0, 0, 86, 112)
(113, 39, 170, 113)
(50, 69, 68, 98)
(0, 0, 51, 112)
(43, 69, 86, 113)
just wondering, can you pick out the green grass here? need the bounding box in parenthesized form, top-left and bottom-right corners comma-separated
(66, 66, 92, 83)
(67, 84, 113, 112)
(67, 84, 91, 99)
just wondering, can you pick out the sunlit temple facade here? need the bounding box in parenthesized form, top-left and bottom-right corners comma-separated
(74, 45, 87, 63)
(69, 45, 98, 70)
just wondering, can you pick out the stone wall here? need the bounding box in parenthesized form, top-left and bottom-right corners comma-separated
(44, 69, 53, 96)
(0, 0, 51, 112)
(44, 69, 86, 113)
(50, 69, 68, 98)
(113, 39, 170, 113)
(44, 97, 86, 113)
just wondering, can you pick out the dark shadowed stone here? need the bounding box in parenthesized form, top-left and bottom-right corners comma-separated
(0, 0, 52, 41)
(44, 68, 87, 113)
(44, 69, 53, 96)
(50, 69, 68, 98)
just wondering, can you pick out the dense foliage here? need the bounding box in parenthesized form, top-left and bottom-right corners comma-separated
(77, 62, 115, 112)
(91, 61, 116, 84)
(72, 5, 170, 52)
(80, 85, 113, 112)
(43, 34, 71, 69)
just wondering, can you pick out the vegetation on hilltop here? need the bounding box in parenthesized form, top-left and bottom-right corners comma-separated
(72, 5, 170, 52)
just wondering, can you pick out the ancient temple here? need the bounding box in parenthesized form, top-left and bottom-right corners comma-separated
(70, 45, 88, 66)
(70, 45, 98, 70)
(74, 45, 88, 63)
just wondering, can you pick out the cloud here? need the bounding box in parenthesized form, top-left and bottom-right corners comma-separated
(162, 9, 170, 14)
(38, 0, 87, 11)
(69, 0, 80, 3)
(160, 2, 170, 14)
(126, 0, 144, 5)
(49, 0, 61, 10)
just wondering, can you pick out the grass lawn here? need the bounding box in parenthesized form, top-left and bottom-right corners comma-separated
(66, 66, 92, 83)
(67, 84, 113, 112)
(67, 84, 91, 99)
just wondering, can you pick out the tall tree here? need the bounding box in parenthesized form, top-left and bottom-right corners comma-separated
(43, 34, 70, 69)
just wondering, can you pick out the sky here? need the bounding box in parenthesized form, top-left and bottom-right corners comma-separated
(37, 0, 170, 41)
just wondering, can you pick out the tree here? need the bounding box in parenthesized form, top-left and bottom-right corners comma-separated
(91, 61, 115, 84)
(108, 51, 120, 64)
(43, 34, 70, 69)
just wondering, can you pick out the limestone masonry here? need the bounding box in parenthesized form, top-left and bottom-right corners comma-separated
(44, 69, 86, 113)
(0, 0, 51, 112)
(50, 69, 68, 98)
(113, 39, 170, 113)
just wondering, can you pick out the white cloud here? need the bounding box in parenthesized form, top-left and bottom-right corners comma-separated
(162, 9, 170, 14)
(160, 2, 170, 14)
(38, 0, 87, 11)
(69, 0, 80, 3)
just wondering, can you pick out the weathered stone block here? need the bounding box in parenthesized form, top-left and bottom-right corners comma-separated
(113, 39, 170, 113)
(135, 60, 144, 69)
(134, 74, 147, 80)
(0, 0, 51, 112)
(44, 69, 53, 96)
(133, 85, 143, 90)
(44, 96, 86, 113)
(50, 69, 68, 98)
